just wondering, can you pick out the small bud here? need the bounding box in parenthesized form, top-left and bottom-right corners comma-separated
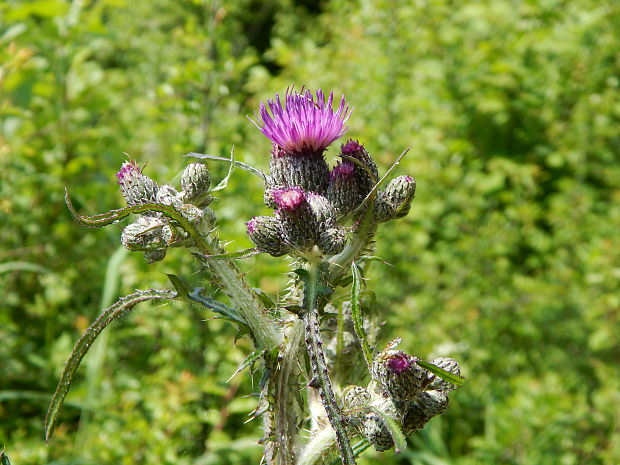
(156, 184, 183, 209)
(328, 140, 378, 218)
(306, 193, 337, 230)
(428, 357, 462, 392)
(273, 187, 318, 251)
(116, 161, 159, 206)
(144, 248, 167, 263)
(402, 390, 449, 435)
(340, 140, 378, 181)
(121, 216, 173, 252)
(317, 227, 347, 255)
(342, 385, 371, 413)
(342, 385, 371, 433)
(363, 412, 394, 452)
(246, 216, 290, 257)
(181, 163, 211, 206)
(373, 349, 427, 402)
(373, 175, 416, 222)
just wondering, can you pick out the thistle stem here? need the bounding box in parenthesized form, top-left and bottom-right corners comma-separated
(303, 261, 356, 465)
(197, 233, 282, 350)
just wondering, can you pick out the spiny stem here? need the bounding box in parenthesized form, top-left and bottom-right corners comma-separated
(303, 261, 356, 465)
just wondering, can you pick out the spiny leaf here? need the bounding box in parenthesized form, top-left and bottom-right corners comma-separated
(66, 190, 195, 232)
(417, 360, 466, 387)
(351, 262, 373, 369)
(292, 268, 310, 282)
(186, 152, 265, 179)
(45, 289, 178, 442)
(252, 287, 275, 310)
(166, 274, 191, 299)
(188, 288, 248, 326)
(227, 348, 267, 382)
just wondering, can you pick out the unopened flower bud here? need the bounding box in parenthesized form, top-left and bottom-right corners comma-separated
(156, 185, 183, 209)
(402, 390, 449, 435)
(116, 161, 159, 206)
(273, 187, 318, 251)
(428, 357, 462, 392)
(181, 162, 211, 206)
(306, 193, 337, 230)
(342, 385, 371, 433)
(144, 248, 167, 263)
(373, 175, 416, 222)
(121, 216, 173, 252)
(328, 141, 378, 218)
(362, 397, 400, 452)
(340, 140, 378, 181)
(317, 227, 347, 255)
(372, 349, 426, 402)
(246, 216, 290, 257)
(363, 412, 394, 451)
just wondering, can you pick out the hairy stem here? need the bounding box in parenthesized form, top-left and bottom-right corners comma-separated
(303, 261, 356, 465)
(265, 319, 305, 465)
(198, 234, 282, 350)
(327, 214, 376, 284)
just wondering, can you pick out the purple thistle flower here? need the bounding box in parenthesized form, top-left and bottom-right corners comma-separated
(252, 88, 352, 156)
(115, 160, 159, 206)
(116, 160, 142, 185)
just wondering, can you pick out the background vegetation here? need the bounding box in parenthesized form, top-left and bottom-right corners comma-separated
(1, 0, 618, 464)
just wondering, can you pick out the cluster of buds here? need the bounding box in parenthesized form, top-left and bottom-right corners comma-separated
(117, 161, 213, 262)
(341, 345, 462, 452)
(247, 88, 417, 258)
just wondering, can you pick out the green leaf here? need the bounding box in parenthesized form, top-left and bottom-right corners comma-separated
(166, 274, 191, 299)
(351, 262, 373, 369)
(45, 289, 178, 442)
(292, 268, 310, 281)
(188, 287, 248, 327)
(227, 349, 267, 382)
(252, 288, 275, 310)
(417, 360, 466, 387)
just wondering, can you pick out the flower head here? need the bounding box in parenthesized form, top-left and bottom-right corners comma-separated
(116, 160, 159, 206)
(252, 88, 352, 156)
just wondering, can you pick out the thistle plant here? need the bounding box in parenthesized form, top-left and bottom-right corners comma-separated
(46, 88, 465, 465)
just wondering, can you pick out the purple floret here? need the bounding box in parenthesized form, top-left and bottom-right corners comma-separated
(330, 161, 356, 180)
(116, 160, 141, 185)
(272, 187, 306, 212)
(251, 88, 352, 156)
(386, 352, 417, 374)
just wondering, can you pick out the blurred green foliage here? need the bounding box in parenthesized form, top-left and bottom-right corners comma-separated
(1, 0, 618, 464)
